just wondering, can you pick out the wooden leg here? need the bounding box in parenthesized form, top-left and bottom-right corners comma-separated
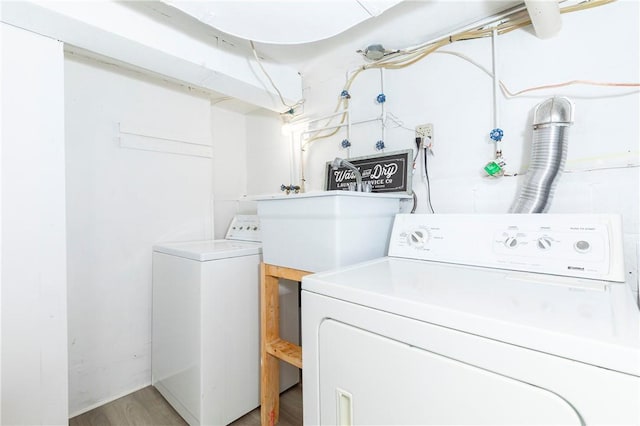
(260, 263, 310, 425)
(260, 263, 280, 426)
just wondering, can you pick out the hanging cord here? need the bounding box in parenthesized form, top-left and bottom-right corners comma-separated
(249, 40, 305, 112)
(433, 50, 639, 97)
(423, 146, 435, 214)
(501, 79, 640, 97)
(415, 137, 435, 213)
(410, 191, 418, 214)
(410, 147, 420, 214)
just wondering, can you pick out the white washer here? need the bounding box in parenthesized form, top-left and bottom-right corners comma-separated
(152, 215, 299, 426)
(302, 214, 640, 425)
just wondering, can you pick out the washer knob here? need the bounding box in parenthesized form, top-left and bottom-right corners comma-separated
(407, 228, 431, 249)
(537, 237, 552, 250)
(504, 236, 519, 249)
(574, 240, 591, 253)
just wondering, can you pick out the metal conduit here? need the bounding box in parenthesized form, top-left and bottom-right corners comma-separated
(510, 97, 574, 213)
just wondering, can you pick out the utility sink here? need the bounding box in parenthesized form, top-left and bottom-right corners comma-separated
(255, 191, 410, 272)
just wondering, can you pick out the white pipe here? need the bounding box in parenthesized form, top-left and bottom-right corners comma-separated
(299, 132, 306, 192)
(347, 105, 352, 157)
(492, 28, 499, 130)
(288, 131, 295, 185)
(344, 69, 353, 156)
(398, 3, 528, 54)
(305, 110, 346, 124)
(301, 115, 381, 136)
(491, 28, 503, 155)
(380, 68, 386, 147)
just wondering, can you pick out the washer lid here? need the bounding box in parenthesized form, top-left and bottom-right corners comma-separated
(302, 257, 640, 376)
(153, 239, 262, 261)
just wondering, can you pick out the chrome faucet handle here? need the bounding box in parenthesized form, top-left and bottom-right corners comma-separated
(332, 157, 363, 191)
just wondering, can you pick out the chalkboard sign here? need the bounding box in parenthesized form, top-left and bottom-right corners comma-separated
(325, 149, 413, 194)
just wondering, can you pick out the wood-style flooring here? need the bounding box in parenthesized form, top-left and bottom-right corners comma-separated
(69, 384, 302, 426)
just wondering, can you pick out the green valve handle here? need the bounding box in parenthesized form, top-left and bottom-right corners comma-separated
(484, 161, 503, 176)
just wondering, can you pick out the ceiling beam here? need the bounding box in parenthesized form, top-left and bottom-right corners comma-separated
(0, 1, 302, 112)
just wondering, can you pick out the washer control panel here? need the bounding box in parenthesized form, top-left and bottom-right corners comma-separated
(226, 215, 261, 242)
(388, 214, 625, 282)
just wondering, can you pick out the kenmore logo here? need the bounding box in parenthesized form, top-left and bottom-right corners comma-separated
(567, 266, 585, 271)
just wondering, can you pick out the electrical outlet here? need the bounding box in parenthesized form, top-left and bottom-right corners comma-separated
(415, 123, 434, 148)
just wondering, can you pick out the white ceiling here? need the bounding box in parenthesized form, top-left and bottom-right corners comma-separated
(145, 1, 522, 76)
(259, 1, 522, 73)
(162, 0, 404, 44)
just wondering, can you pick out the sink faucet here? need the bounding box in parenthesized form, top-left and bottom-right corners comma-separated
(331, 157, 362, 191)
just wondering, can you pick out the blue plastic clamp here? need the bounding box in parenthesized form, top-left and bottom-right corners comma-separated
(341, 139, 351, 149)
(340, 90, 351, 99)
(375, 140, 385, 151)
(376, 93, 386, 103)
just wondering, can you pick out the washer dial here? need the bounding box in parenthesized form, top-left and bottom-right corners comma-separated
(407, 228, 431, 249)
(537, 237, 553, 250)
(504, 236, 519, 249)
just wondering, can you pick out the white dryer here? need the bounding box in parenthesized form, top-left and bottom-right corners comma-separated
(302, 214, 640, 425)
(152, 215, 299, 426)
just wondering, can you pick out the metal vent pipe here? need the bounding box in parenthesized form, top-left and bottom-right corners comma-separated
(510, 97, 574, 213)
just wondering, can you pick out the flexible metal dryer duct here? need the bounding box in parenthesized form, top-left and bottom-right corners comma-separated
(510, 97, 574, 213)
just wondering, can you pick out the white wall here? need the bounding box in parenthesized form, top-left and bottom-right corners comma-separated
(1, 23, 68, 425)
(211, 105, 248, 238)
(246, 110, 293, 196)
(287, 2, 639, 295)
(65, 54, 214, 416)
(210, 107, 292, 237)
(1, 19, 4, 425)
